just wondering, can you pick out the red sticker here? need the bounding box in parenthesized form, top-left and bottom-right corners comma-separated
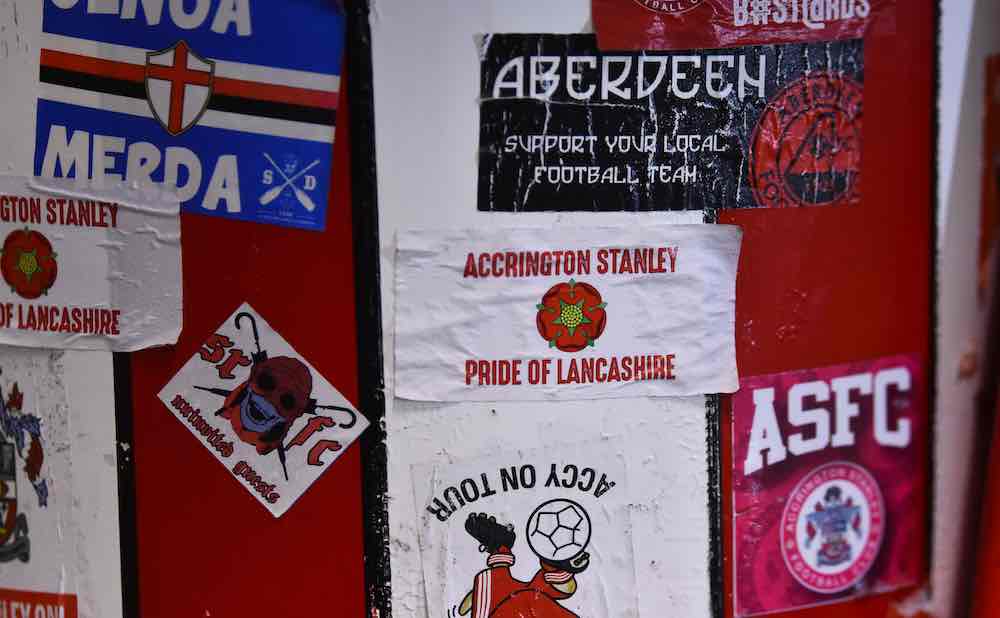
(749, 73, 863, 209)
(731, 355, 925, 616)
(593, 0, 895, 51)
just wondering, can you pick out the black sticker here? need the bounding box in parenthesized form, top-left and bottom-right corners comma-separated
(478, 34, 864, 212)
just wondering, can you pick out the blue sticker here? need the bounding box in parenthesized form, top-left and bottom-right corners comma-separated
(34, 0, 344, 232)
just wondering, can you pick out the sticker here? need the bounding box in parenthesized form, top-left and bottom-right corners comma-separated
(34, 0, 343, 232)
(0, 176, 180, 352)
(592, 0, 894, 51)
(478, 35, 863, 212)
(412, 441, 636, 617)
(157, 303, 368, 517)
(394, 225, 741, 401)
(731, 355, 925, 616)
(0, 349, 81, 618)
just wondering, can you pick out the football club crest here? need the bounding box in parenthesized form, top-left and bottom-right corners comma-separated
(145, 41, 215, 137)
(0, 378, 50, 564)
(780, 462, 884, 594)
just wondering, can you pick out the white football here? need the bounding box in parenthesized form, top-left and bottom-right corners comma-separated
(526, 498, 592, 562)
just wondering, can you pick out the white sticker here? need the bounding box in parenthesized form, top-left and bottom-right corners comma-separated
(395, 224, 741, 401)
(413, 441, 637, 618)
(0, 348, 81, 614)
(0, 176, 181, 351)
(157, 303, 368, 518)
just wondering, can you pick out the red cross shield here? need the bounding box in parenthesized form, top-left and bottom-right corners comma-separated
(145, 41, 215, 136)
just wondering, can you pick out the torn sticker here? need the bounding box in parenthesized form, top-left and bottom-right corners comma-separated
(731, 355, 926, 616)
(0, 176, 180, 352)
(412, 440, 636, 618)
(157, 302, 368, 518)
(0, 348, 81, 618)
(394, 224, 741, 401)
(478, 35, 863, 212)
(34, 1, 343, 231)
(591, 0, 894, 51)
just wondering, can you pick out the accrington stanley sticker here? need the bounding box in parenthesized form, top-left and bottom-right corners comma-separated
(158, 303, 368, 517)
(0, 348, 80, 618)
(0, 176, 181, 352)
(478, 35, 863, 212)
(731, 355, 925, 615)
(394, 225, 741, 401)
(412, 441, 636, 617)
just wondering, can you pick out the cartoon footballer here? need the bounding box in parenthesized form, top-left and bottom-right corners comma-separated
(459, 499, 593, 618)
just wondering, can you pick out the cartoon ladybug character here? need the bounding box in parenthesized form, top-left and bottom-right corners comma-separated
(197, 312, 356, 480)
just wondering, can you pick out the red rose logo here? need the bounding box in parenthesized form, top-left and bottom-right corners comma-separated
(1, 229, 58, 299)
(536, 280, 607, 352)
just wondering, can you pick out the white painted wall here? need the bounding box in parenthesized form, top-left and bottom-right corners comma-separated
(935, 1, 1000, 616)
(0, 1, 123, 616)
(371, 2, 713, 617)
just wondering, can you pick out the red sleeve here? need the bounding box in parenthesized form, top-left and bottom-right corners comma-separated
(528, 562, 575, 600)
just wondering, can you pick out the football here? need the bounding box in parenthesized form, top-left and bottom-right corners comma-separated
(526, 498, 592, 562)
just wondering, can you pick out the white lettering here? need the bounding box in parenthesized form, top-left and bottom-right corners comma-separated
(744, 387, 787, 475)
(493, 58, 524, 99)
(121, 0, 164, 23)
(874, 367, 912, 448)
(529, 56, 561, 100)
(41, 125, 89, 179)
(566, 56, 596, 101)
(211, 0, 252, 36)
(164, 146, 203, 202)
(706, 55, 735, 99)
(830, 373, 872, 447)
(91, 134, 125, 185)
(637, 57, 669, 99)
(169, 0, 211, 29)
(601, 56, 633, 100)
(202, 154, 241, 212)
(671, 56, 702, 99)
(787, 380, 830, 456)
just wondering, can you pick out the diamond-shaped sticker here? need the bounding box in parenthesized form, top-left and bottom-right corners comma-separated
(158, 302, 368, 517)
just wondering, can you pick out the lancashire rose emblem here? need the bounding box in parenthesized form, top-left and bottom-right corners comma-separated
(536, 280, 607, 352)
(780, 462, 884, 594)
(0, 229, 57, 299)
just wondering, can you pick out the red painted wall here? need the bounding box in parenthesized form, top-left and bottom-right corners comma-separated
(127, 76, 366, 617)
(719, 3, 935, 617)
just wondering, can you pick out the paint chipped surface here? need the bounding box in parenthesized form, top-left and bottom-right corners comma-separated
(0, 347, 84, 615)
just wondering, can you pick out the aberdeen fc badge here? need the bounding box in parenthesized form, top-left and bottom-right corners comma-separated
(145, 40, 215, 136)
(781, 462, 884, 594)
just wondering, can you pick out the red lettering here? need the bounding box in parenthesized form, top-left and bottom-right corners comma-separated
(307, 440, 343, 466)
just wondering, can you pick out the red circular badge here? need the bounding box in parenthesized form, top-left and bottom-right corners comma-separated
(780, 462, 884, 594)
(1, 229, 58, 300)
(749, 73, 863, 209)
(631, 0, 703, 14)
(536, 280, 607, 353)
